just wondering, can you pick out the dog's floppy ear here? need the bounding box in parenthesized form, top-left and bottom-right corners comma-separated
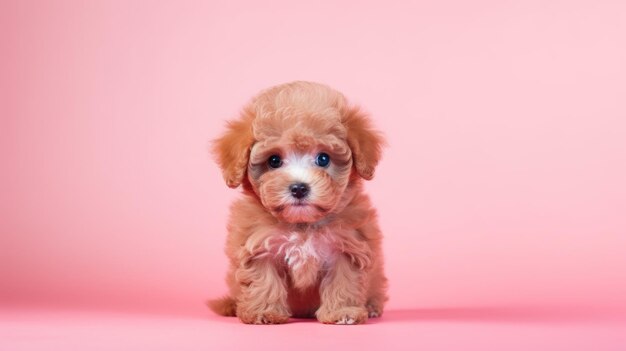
(212, 108, 255, 188)
(342, 106, 385, 180)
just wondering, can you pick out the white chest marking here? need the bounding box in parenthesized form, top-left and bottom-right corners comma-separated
(274, 232, 337, 271)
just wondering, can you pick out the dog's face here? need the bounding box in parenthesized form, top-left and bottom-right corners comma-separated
(247, 109, 353, 223)
(213, 81, 383, 224)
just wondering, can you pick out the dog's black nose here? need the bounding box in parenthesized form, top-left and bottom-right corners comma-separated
(289, 183, 310, 199)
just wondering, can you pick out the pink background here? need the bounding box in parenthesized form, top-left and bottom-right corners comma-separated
(2, 0, 626, 349)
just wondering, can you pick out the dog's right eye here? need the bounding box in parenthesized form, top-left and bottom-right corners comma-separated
(267, 155, 283, 168)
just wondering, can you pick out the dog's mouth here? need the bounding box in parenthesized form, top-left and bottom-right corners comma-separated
(273, 202, 329, 214)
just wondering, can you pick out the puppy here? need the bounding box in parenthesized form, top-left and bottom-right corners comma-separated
(209, 81, 388, 324)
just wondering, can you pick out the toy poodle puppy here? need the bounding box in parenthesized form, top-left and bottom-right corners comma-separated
(209, 81, 388, 324)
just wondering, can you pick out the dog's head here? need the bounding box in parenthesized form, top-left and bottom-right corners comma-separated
(213, 81, 384, 224)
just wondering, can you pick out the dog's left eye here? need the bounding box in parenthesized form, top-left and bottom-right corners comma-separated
(267, 155, 283, 168)
(315, 153, 330, 167)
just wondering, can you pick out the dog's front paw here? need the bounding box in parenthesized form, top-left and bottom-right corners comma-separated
(237, 305, 290, 324)
(366, 303, 383, 318)
(316, 306, 368, 325)
(238, 311, 290, 324)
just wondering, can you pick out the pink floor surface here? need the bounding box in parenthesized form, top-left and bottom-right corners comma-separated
(2, 307, 625, 350)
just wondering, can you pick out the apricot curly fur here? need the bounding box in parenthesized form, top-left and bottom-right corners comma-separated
(209, 81, 388, 325)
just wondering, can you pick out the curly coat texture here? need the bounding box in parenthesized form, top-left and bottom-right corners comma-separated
(209, 81, 388, 324)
